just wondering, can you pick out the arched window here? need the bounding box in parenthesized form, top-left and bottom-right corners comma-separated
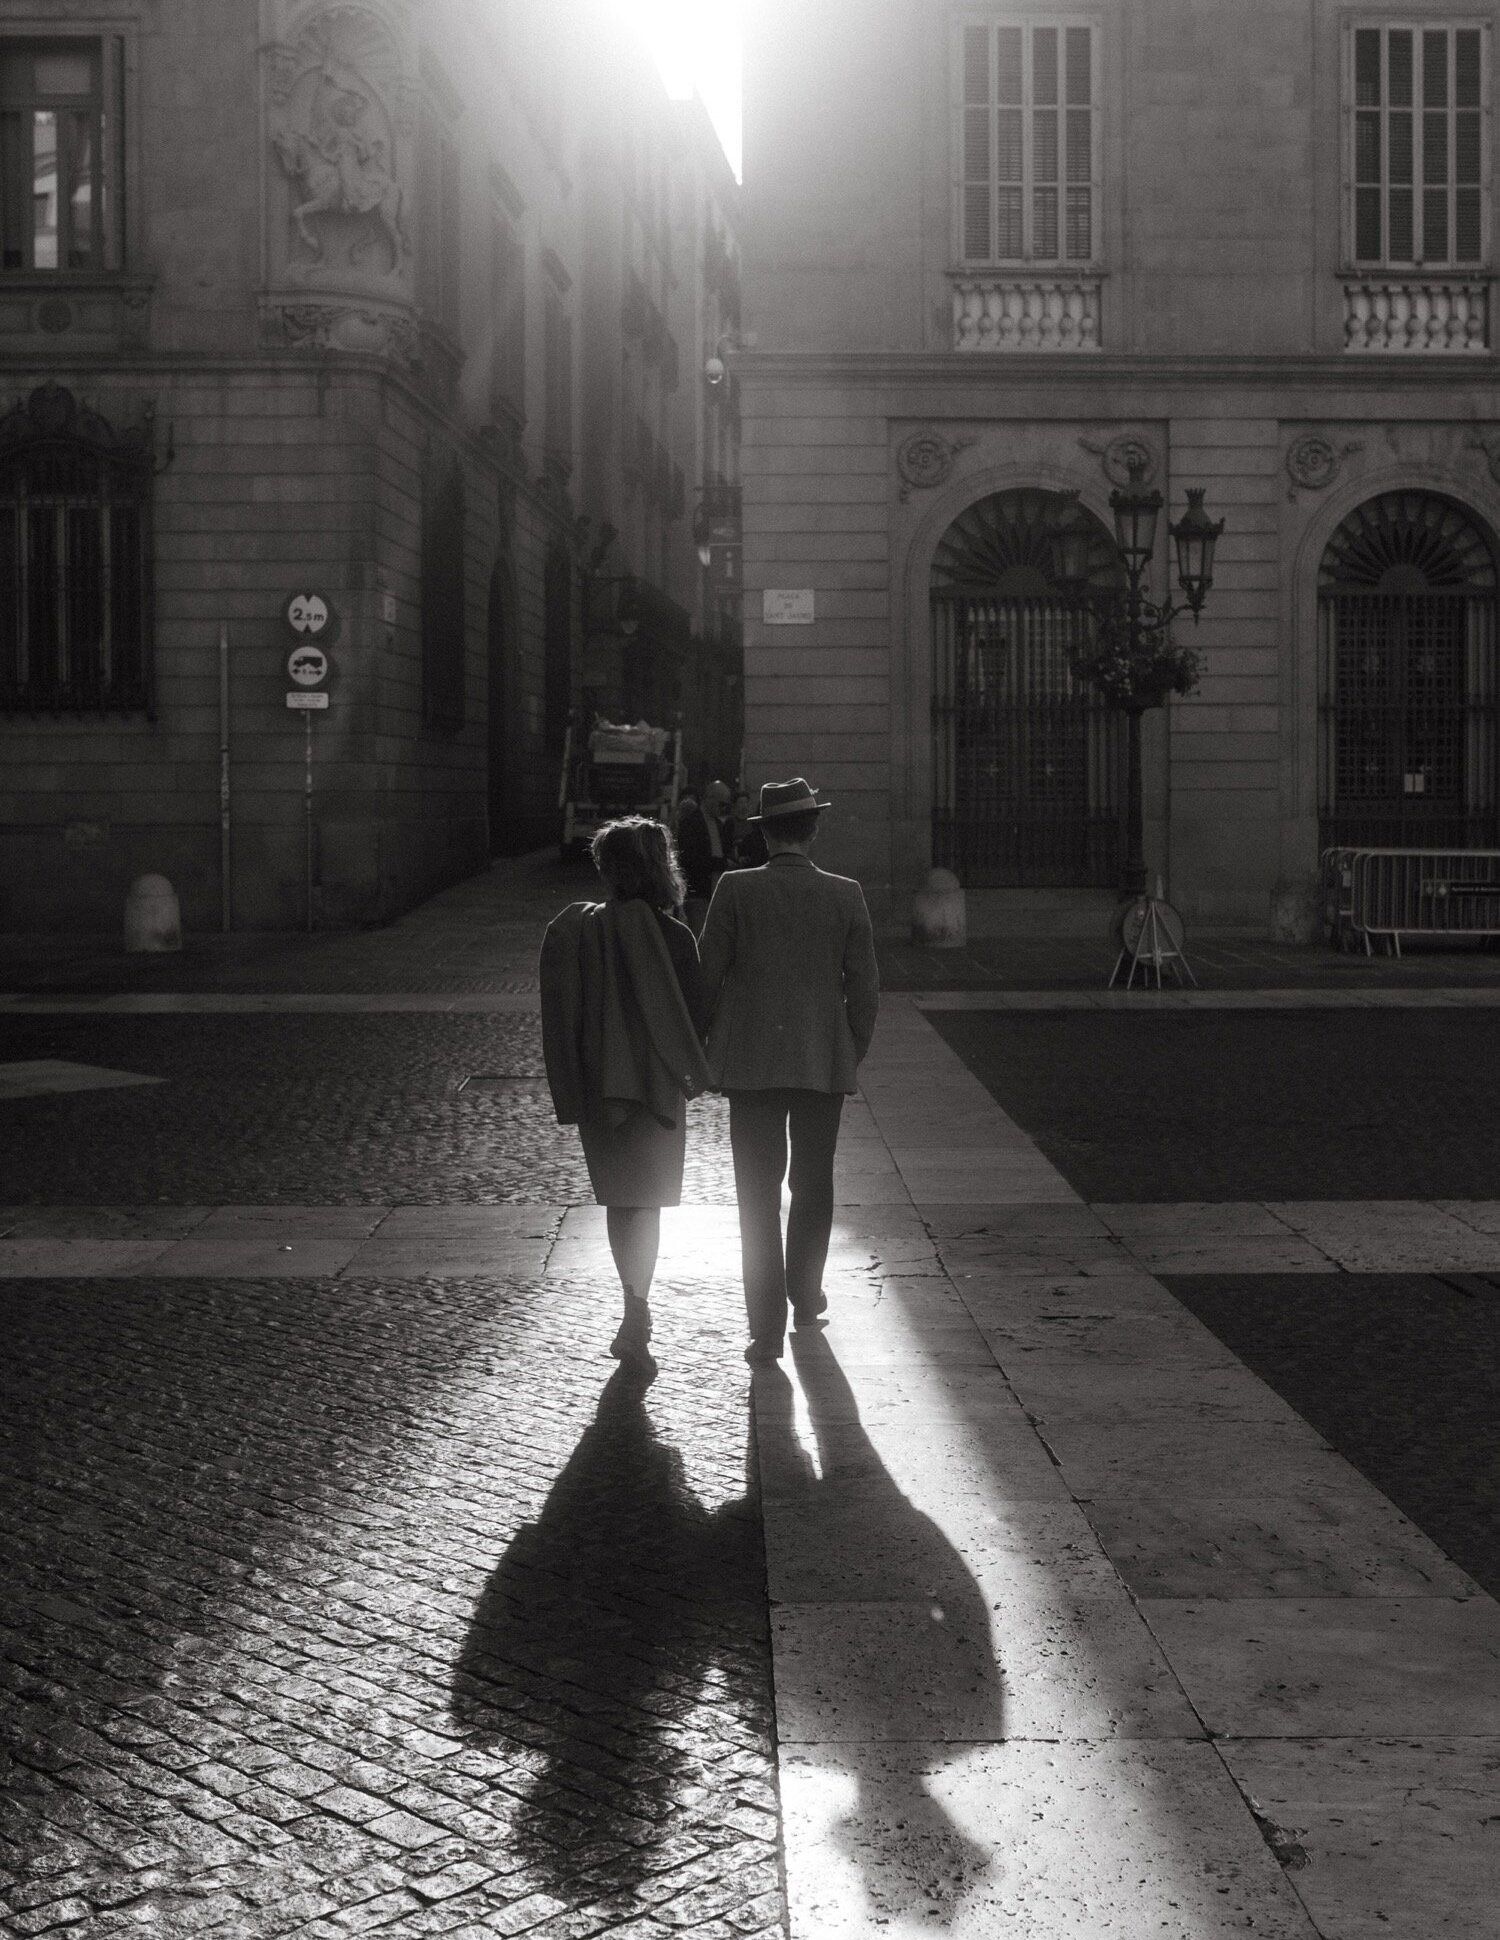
(930, 487, 1123, 886)
(0, 382, 153, 714)
(421, 458, 466, 730)
(1319, 491, 1498, 847)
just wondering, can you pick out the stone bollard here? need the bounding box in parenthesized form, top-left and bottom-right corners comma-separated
(911, 867, 967, 948)
(1270, 876, 1320, 945)
(124, 873, 183, 953)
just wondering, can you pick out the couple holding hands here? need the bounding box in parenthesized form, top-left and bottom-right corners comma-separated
(540, 777, 880, 1372)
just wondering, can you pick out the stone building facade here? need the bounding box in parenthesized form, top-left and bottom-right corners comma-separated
(0, 0, 741, 930)
(740, 0, 1500, 931)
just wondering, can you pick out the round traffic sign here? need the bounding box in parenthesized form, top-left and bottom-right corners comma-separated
(284, 591, 332, 638)
(287, 643, 330, 688)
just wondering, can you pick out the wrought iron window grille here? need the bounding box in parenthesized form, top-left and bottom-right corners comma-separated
(0, 380, 155, 716)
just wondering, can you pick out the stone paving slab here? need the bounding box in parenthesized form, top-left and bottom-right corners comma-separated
(7, 1198, 1500, 1284)
(0, 1057, 166, 1097)
(1080, 1487, 1482, 1600)
(1217, 1737, 1500, 1940)
(779, 1740, 1321, 1938)
(1139, 1598, 1500, 1737)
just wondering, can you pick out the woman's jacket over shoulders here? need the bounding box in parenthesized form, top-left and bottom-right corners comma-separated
(540, 899, 711, 1129)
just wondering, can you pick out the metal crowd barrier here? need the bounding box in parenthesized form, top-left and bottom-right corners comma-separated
(1321, 845, 1500, 955)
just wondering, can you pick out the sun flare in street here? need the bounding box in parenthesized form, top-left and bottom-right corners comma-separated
(607, 0, 742, 175)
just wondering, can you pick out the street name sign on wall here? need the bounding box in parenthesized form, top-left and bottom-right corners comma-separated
(762, 588, 815, 625)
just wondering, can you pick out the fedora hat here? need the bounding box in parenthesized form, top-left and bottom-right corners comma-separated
(748, 776, 832, 823)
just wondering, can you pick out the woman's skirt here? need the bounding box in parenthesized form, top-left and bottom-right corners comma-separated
(578, 1098, 687, 1206)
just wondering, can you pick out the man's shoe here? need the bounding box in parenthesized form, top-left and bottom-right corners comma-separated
(744, 1337, 784, 1367)
(791, 1291, 828, 1331)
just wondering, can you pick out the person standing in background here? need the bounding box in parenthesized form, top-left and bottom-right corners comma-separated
(730, 789, 767, 868)
(678, 779, 734, 932)
(698, 779, 880, 1365)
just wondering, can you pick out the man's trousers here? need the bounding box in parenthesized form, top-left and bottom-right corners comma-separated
(726, 1088, 845, 1346)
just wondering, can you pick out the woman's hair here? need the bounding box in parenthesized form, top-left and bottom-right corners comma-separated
(591, 816, 685, 909)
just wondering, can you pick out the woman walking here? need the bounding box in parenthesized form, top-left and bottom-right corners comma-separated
(540, 818, 712, 1374)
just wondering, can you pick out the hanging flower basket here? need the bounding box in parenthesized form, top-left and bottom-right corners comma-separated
(1069, 614, 1203, 711)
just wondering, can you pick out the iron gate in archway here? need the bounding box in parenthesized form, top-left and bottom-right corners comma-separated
(1319, 491, 1499, 849)
(930, 489, 1124, 887)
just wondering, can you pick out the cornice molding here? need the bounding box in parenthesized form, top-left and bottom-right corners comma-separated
(730, 350, 1500, 391)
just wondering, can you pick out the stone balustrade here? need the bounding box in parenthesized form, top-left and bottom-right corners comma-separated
(951, 275, 1102, 351)
(1343, 278, 1490, 353)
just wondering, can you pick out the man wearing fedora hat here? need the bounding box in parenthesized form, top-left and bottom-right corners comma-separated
(698, 777, 880, 1365)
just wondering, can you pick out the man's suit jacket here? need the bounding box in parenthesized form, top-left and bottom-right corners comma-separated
(698, 852, 879, 1093)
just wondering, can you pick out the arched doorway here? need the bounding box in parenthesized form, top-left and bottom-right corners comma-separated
(486, 562, 523, 854)
(1319, 491, 1498, 847)
(930, 488, 1124, 886)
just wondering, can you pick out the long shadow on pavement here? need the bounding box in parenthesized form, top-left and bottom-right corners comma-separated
(762, 1330, 1000, 1926)
(451, 1364, 774, 1908)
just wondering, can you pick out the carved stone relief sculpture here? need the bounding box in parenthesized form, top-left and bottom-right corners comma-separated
(1285, 431, 1363, 500)
(266, 6, 410, 287)
(1078, 433, 1159, 487)
(896, 430, 976, 501)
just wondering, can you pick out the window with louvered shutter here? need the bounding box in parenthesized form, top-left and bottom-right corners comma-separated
(1349, 21, 1489, 267)
(955, 16, 1098, 266)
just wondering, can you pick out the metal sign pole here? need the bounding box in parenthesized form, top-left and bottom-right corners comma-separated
(282, 589, 337, 937)
(305, 711, 314, 934)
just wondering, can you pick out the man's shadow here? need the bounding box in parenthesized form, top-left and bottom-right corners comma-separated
(767, 1328, 1001, 1927)
(450, 1366, 766, 1903)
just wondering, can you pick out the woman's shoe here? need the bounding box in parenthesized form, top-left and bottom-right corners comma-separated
(609, 1294, 654, 1369)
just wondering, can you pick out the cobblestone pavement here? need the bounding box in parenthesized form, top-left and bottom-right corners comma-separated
(0, 1015, 732, 1207)
(927, 1004, 1500, 1201)
(1, 1272, 783, 1939)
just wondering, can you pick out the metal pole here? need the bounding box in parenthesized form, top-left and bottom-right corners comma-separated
(1123, 705, 1147, 897)
(305, 712, 314, 933)
(218, 621, 231, 932)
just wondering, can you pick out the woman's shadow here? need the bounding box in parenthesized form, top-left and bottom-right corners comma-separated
(450, 1366, 767, 1903)
(766, 1327, 1002, 1927)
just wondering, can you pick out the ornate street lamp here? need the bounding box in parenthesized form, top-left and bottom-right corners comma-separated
(1170, 487, 1222, 614)
(1109, 466, 1163, 578)
(1058, 460, 1224, 898)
